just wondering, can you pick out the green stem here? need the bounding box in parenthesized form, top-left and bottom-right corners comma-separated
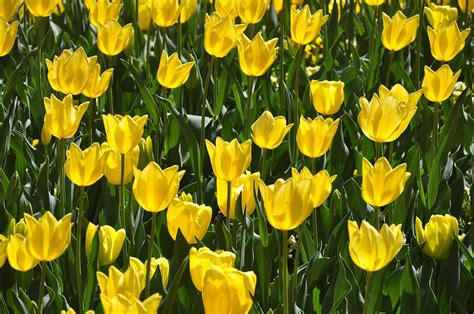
(226, 180, 232, 251)
(292, 46, 305, 167)
(385, 51, 394, 86)
(373, 206, 380, 230)
(177, 10, 182, 57)
(145, 25, 154, 83)
(375, 142, 382, 160)
(311, 158, 318, 245)
(108, 56, 114, 114)
(432, 102, 439, 152)
(37, 17, 45, 99)
(415, 0, 425, 89)
(244, 76, 255, 139)
(38, 261, 47, 314)
(282, 230, 289, 314)
(58, 139, 66, 217)
(88, 98, 94, 145)
(291, 227, 303, 295)
(120, 153, 125, 229)
(76, 186, 85, 314)
(259, 148, 267, 182)
(145, 212, 157, 297)
(388, 142, 394, 165)
(363, 272, 373, 314)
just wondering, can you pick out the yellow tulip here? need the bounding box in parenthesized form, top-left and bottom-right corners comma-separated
(7, 218, 27, 237)
(296, 116, 340, 158)
(157, 51, 195, 89)
(180, 0, 197, 23)
(132, 162, 185, 213)
(6, 233, 39, 271)
(24, 212, 73, 262)
(0, 18, 19, 57)
(97, 19, 133, 56)
(101, 292, 161, 314)
(237, 33, 278, 77)
(25, 0, 60, 16)
(97, 265, 143, 298)
(65, 143, 110, 187)
(290, 5, 328, 46)
(291, 167, 336, 208)
(364, 0, 384, 5)
(458, 0, 474, 13)
(310, 80, 345, 115)
(206, 137, 252, 182)
(0, 0, 22, 20)
(189, 247, 236, 292)
(362, 157, 410, 207)
(167, 192, 212, 244)
(236, 0, 270, 24)
(204, 12, 246, 58)
(102, 114, 148, 154)
(46, 47, 97, 95)
(424, 3, 458, 30)
(216, 171, 260, 219)
(85, 223, 126, 266)
(129, 256, 169, 288)
(88, 0, 122, 28)
(348, 220, 404, 272)
(427, 22, 470, 61)
(422, 65, 461, 103)
(251, 111, 293, 149)
(82, 63, 114, 99)
(381, 11, 419, 51)
(43, 94, 89, 139)
(202, 265, 257, 314)
(260, 177, 313, 230)
(292, 0, 304, 4)
(101, 143, 139, 186)
(415, 215, 458, 260)
(61, 308, 95, 314)
(215, 0, 238, 18)
(138, 0, 152, 31)
(0, 235, 7, 268)
(273, 0, 282, 13)
(151, 0, 180, 27)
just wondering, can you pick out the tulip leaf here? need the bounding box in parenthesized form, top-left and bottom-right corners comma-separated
(453, 235, 474, 271)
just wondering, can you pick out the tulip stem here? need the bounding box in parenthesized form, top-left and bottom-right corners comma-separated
(119, 153, 125, 229)
(432, 102, 440, 152)
(108, 56, 114, 114)
(88, 98, 94, 145)
(282, 230, 289, 314)
(292, 46, 305, 167)
(373, 206, 380, 230)
(375, 142, 383, 159)
(291, 227, 303, 295)
(76, 186, 85, 314)
(145, 212, 157, 297)
(37, 17, 45, 100)
(145, 25, 154, 83)
(363, 272, 373, 314)
(37, 261, 47, 314)
(58, 139, 66, 217)
(311, 158, 319, 245)
(259, 148, 267, 182)
(226, 180, 232, 251)
(415, 0, 425, 89)
(385, 51, 394, 85)
(244, 76, 255, 140)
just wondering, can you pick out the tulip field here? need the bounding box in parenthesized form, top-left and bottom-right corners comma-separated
(0, 0, 473, 313)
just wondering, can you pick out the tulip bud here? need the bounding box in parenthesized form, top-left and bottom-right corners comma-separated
(88, 0, 122, 28)
(0, 235, 7, 268)
(157, 51, 195, 89)
(310, 80, 345, 115)
(236, 0, 270, 24)
(85, 223, 126, 266)
(25, 0, 60, 16)
(215, 0, 238, 18)
(6, 233, 39, 271)
(97, 20, 133, 56)
(43, 94, 89, 139)
(422, 65, 461, 103)
(102, 114, 148, 154)
(427, 22, 470, 61)
(216, 172, 260, 219)
(0, 0, 22, 20)
(129, 256, 169, 288)
(424, 3, 458, 30)
(206, 137, 252, 182)
(415, 215, 458, 260)
(291, 167, 336, 208)
(204, 12, 246, 58)
(364, 0, 384, 6)
(0, 18, 18, 57)
(237, 33, 278, 77)
(65, 143, 110, 187)
(381, 11, 419, 52)
(273, 0, 282, 13)
(457, 0, 474, 13)
(290, 5, 328, 46)
(251, 111, 293, 149)
(180, 0, 197, 23)
(151, 0, 180, 27)
(138, 0, 152, 31)
(296, 116, 339, 158)
(41, 124, 52, 146)
(102, 143, 140, 186)
(189, 247, 236, 291)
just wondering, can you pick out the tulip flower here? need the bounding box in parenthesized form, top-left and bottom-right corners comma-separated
(97, 265, 145, 298)
(88, 0, 122, 28)
(424, 3, 458, 30)
(291, 167, 336, 208)
(251, 111, 293, 149)
(260, 177, 313, 230)
(64, 143, 110, 187)
(24, 212, 73, 262)
(458, 0, 474, 13)
(167, 193, 212, 244)
(427, 22, 470, 61)
(82, 63, 114, 99)
(0, 235, 8, 268)
(0, 0, 22, 20)
(132, 162, 185, 213)
(273, 0, 282, 13)
(381, 11, 419, 52)
(361, 157, 410, 207)
(138, 0, 152, 31)
(157, 51, 195, 89)
(216, 172, 260, 219)
(296, 116, 340, 158)
(43, 94, 89, 139)
(101, 143, 139, 186)
(236, 0, 270, 24)
(237, 33, 278, 77)
(0, 18, 19, 57)
(348, 220, 404, 272)
(206, 137, 252, 182)
(180, 0, 197, 23)
(415, 215, 459, 260)
(204, 12, 246, 58)
(101, 292, 162, 314)
(310, 80, 345, 115)
(364, 0, 384, 5)
(61, 309, 95, 314)
(46, 47, 97, 95)
(85, 223, 126, 266)
(202, 265, 257, 314)
(290, 5, 329, 46)
(422, 65, 461, 103)
(189, 247, 236, 292)
(151, 0, 180, 27)
(25, 0, 60, 16)
(6, 233, 39, 271)
(129, 256, 170, 288)
(102, 114, 148, 154)
(215, 0, 238, 18)
(97, 20, 133, 56)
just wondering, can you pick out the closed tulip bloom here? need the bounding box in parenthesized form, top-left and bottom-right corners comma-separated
(422, 65, 461, 103)
(362, 157, 410, 207)
(43, 94, 89, 139)
(138, 0, 152, 31)
(310, 80, 345, 115)
(180, 0, 197, 23)
(101, 292, 162, 314)
(97, 265, 144, 298)
(252, 111, 293, 149)
(458, 0, 474, 13)
(415, 215, 458, 260)
(88, 0, 122, 28)
(424, 3, 458, 29)
(0, 235, 7, 268)
(273, 0, 282, 13)
(82, 64, 113, 98)
(237, 33, 278, 77)
(364, 0, 384, 5)
(260, 177, 313, 230)
(0, 0, 22, 20)
(85, 223, 126, 266)
(381, 11, 419, 51)
(291, 5, 328, 45)
(204, 12, 246, 58)
(98, 20, 133, 56)
(236, 0, 270, 24)
(427, 22, 470, 61)
(215, 0, 238, 18)
(46, 47, 97, 95)
(296, 116, 340, 158)
(348, 220, 404, 272)
(24, 212, 73, 262)
(61, 309, 95, 314)
(6, 234, 39, 271)
(102, 143, 139, 185)
(151, 0, 180, 27)
(189, 247, 236, 291)
(132, 162, 185, 213)
(206, 137, 252, 182)
(157, 51, 195, 89)
(25, 0, 60, 16)
(65, 143, 110, 187)
(216, 172, 260, 219)
(167, 193, 212, 244)
(292, 0, 304, 4)
(291, 167, 336, 208)
(102, 114, 148, 154)
(129, 256, 169, 288)
(0, 18, 18, 57)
